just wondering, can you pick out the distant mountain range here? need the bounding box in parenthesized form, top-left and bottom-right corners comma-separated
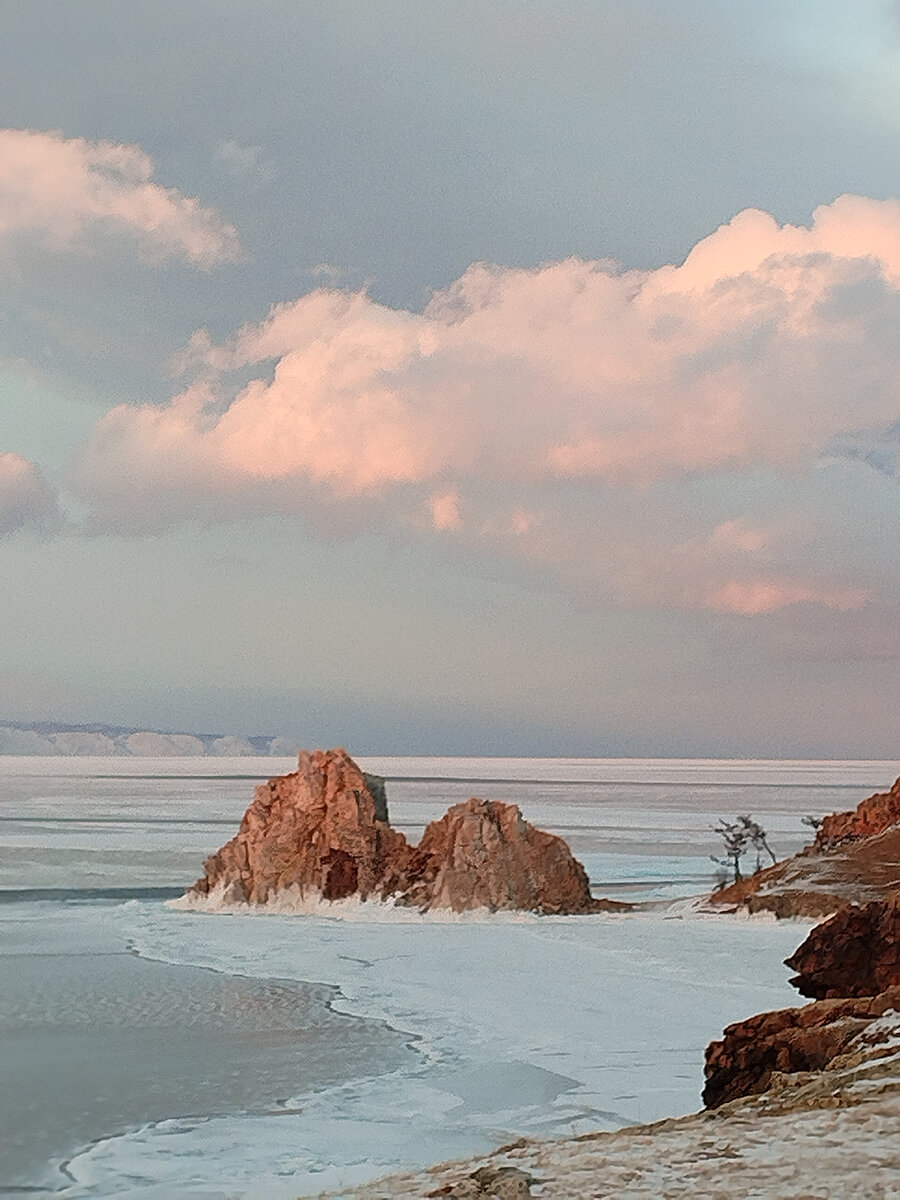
(0, 721, 301, 756)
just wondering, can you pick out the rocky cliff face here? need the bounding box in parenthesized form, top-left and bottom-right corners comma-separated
(189, 748, 600, 914)
(811, 777, 900, 851)
(784, 896, 900, 1000)
(704, 884, 900, 1109)
(703, 986, 900, 1108)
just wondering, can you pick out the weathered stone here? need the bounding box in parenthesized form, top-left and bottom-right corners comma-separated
(703, 986, 900, 1108)
(428, 1166, 535, 1198)
(192, 747, 412, 904)
(811, 776, 900, 851)
(363, 772, 389, 824)
(705, 891, 900, 1108)
(785, 896, 900, 999)
(401, 798, 598, 915)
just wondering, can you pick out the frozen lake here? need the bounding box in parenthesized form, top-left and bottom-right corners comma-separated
(1, 755, 896, 1197)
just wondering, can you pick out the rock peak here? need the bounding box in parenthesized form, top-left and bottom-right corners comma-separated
(400, 797, 597, 914)
(192, 747, 411, 905)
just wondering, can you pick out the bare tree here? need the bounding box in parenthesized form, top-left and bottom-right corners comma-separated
(711, 814, 776, 886)
(712, 818, 751, 884)
(738, 814, 777, 872)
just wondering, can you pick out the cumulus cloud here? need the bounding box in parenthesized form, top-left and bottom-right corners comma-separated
(0, 452, 58, 535)
(70, 195, 900, 615)
(0, 128, 242, 267)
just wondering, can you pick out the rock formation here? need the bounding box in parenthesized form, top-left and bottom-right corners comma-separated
(711, 776, 900, 918)
(784, 896, 900, 999)
(702, 985, 900, 1108)
(191, 748, 412, 904)
(189, 748, 604, 914)
(399, 798, 598, 915)
(705, 885, 900, 1109)
(811, 776, 900, 851)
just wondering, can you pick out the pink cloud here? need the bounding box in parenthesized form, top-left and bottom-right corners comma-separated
(0, 128, 242, 267)
(477, 503, 863, 618)
(429, 488, 462, 532)
(703, 579, 867, 616)
(71, 195, 900, 615)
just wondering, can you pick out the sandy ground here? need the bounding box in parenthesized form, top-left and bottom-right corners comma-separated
(318, 1012, 900, 1199)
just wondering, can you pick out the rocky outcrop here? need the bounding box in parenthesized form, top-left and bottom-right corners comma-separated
(812, 776, 900, 851)
(711, 777, 900, 918)
(426, 1164, 536, 1198)
(399, 798, 598, 915)
(189, 748, 604, 915)
(784, 896, 900, 999)
(702, 986, 900, 1108)
(191, 748, 412, 904)
(704, 885, 900, 1108)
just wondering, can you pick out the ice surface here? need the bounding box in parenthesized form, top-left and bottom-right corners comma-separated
(2, 754, 891, 898)
(343, 1083, 900, 1199)
(2, 755, 886, 1198)
(0, 904, 412, 1194)
(59, 898, 815, 1197)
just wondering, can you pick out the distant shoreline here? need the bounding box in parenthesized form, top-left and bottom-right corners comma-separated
(0, 721, 300, 757)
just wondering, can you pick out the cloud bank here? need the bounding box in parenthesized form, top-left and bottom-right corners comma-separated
(0, 128, 242, 267)
(71, 196, 900, 615)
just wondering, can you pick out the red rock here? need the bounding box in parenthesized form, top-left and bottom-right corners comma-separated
(704, 883, 900, 1110)
(192, 747, 412, 904)
(811, 777, 900, 851)
(190, 750, 604, 915)
(400, 797, 598, 915)
(702, 986, 900, 1108)
(784, 896, 900, 999)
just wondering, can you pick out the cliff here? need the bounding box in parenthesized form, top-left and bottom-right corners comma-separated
(785, 895, 900, 1000)
(812, 776, 900, 851)
(704, 891, 900, 1109)
(192, 748, 412, 904)
(703, 986, 900, 1108)
(398, 797, 598, 915)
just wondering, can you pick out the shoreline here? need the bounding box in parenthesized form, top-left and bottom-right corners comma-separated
(319, 1009, 900, 1198)
(0, 897, 414, 1196)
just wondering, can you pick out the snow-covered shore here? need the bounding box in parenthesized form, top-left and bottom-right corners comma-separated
(322, 1010, 900, 1199)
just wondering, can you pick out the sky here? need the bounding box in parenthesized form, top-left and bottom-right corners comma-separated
(4, 0, 900, 755)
